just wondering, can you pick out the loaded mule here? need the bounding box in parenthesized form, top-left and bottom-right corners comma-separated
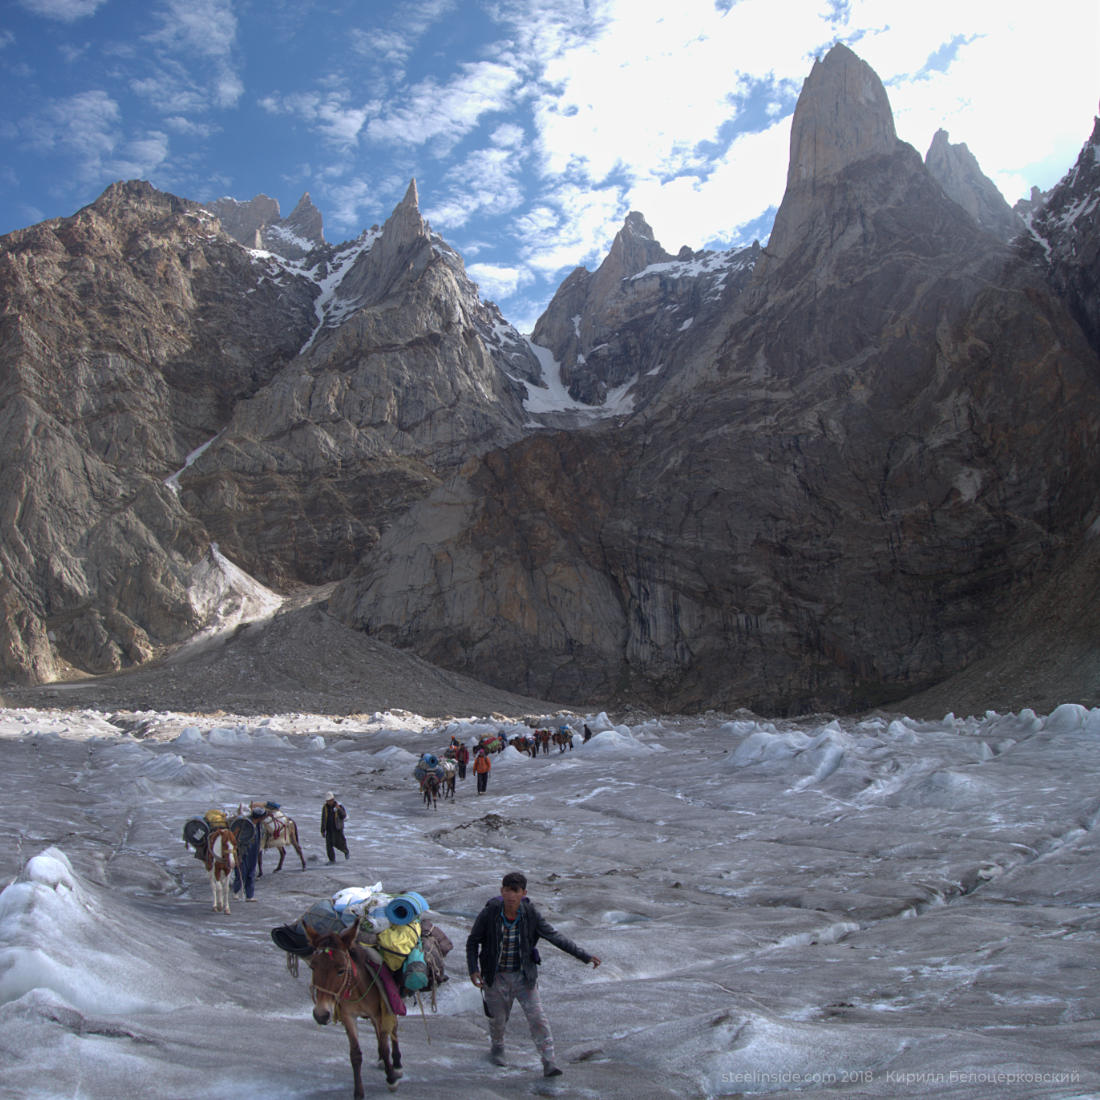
(205, 826, 237, 913)
(241, 801, 306, 874)
(306, 920, 403, 1097)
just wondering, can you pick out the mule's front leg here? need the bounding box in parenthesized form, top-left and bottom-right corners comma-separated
(342, 1016, 365, 1099)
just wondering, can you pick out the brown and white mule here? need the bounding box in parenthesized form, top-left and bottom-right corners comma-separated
(204, 826, 237, 913)
(306, 922, 403, 1097)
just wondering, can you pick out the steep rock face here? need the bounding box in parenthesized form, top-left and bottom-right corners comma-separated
(531, 212, 757, 407)
(766, 43, 900, 264)
(331, 45, 1100, 714)
(206, 192, 326, 260)
(0, 181, 319, 681)
(262, 192, 326, 260)
(924, 129, 1023, 241)
(1020, 115, 1100, 358)
(205, 193, 280, 248)
(532, 213, 674, 402)
(0, 177, 540, 681)
(1013, 185, 1049, 221)
(175, 181, 541, 586)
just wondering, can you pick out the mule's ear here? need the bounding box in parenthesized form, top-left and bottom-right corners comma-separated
(304, 925, 323, 948)
(340, 919, 360, 948)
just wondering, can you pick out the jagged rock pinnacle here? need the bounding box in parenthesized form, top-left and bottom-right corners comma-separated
(766, 43, 900, 262)
(924, 129, 1022, 240)
(786, 43, 897, 188)
(600, 211, 671, 284)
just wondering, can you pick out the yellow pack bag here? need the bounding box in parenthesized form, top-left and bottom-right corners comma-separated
(376, 920, 421, 971)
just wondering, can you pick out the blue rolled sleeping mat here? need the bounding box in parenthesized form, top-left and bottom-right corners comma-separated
(384, 892, 429, 925)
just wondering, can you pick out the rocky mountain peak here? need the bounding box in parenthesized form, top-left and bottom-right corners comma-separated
(204, 191, 325, 260)
(1020, 113, 1100, 355)
(371, 178, 427, 257)
(527, 210, 752, 409)
(597, 211, 674, 289)
(206, 193, 280, 249)
(766, 42, 901, 262)
(88, 179, 195, 219)
(1014, 184, 1049, 220)
(266, 191, 325, 255)
(924, 129, 1023, 241)
(786, 43, 897, 187)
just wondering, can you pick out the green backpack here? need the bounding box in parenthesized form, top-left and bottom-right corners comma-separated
(402, 940, 429, 991)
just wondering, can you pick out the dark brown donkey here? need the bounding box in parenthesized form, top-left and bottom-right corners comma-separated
(305, 922, 403, 1097)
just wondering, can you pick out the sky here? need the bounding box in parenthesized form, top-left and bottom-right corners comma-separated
(2, 1, 1098, 331)
(2, 700, 1099, 1097)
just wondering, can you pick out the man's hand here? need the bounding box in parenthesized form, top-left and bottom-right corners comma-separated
(469, 971, 484, 988)
(589, 956, 602, 968)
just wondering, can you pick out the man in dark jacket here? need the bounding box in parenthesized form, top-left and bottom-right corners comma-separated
(466, 871, 601, 1077)
(320, 791, 348, 862)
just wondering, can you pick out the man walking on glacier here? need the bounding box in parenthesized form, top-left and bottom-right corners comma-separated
(466, 871, 601, 1078)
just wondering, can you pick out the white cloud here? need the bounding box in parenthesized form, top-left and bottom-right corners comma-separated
(627, 117, 791, 252)
(517, 183, 626, 276)
(502, 0, 1098, 294)
(25, 91, 169, 184)
(111, 130, 170, 177)
(875, 4, 1100, 200)
(365, 61, 521, 148)
(466, 262, 532, 302)
(528, 0, 828, 187)
(30, 90, 120, 163)
(148, 0, 237, 60)
(142, 0, 243, 110)
(260, 91, 374, 149)
(350, 27, 408, 65)
(426, 127, 530, 230)
(162, 115, 216, 138)
(18, 0, 106, 21)
(131, 68, 211, 115)
(351, 0, 458, 65)
(323, 177, 378, 233)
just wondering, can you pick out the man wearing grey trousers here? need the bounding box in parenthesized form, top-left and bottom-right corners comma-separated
(466, 871, 601, 1078)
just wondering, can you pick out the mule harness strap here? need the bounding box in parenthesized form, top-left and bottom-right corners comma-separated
(310, 949, 356, 1004)
(414, 991, 432, 1044)
(310, 947, 389, 1010)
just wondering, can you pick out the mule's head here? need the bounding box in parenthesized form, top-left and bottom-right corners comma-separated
(306, 921, 359, 1025)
